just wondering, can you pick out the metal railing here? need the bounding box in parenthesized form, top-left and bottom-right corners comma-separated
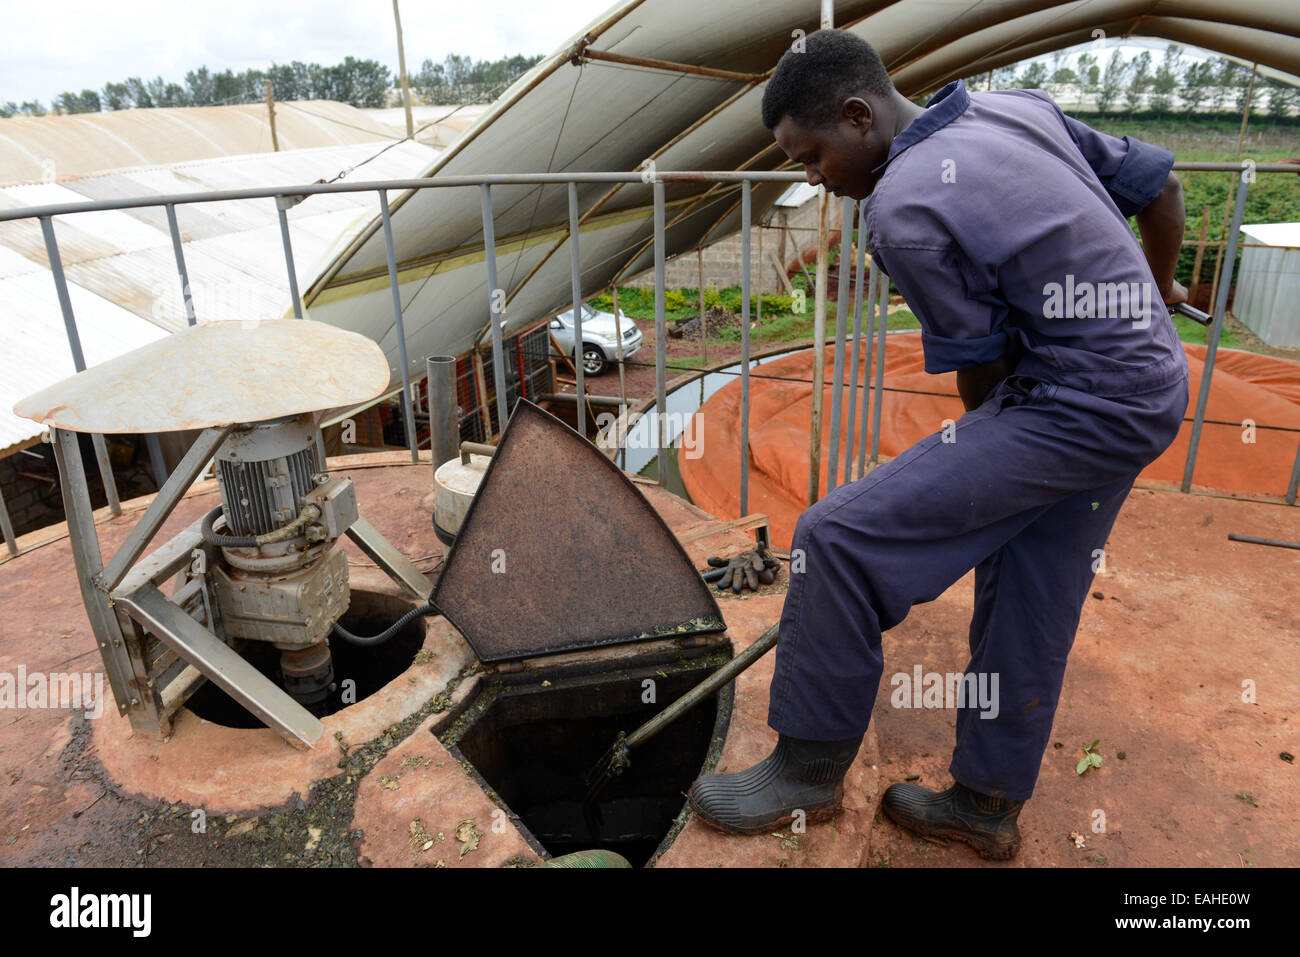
(1, 162, 1298, 559)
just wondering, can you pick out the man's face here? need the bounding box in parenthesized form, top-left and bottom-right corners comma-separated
(773, 98, 880, 201)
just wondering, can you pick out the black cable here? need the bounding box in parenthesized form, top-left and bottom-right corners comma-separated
(200, 505, 258, 548)
(332, 601, 438, 647)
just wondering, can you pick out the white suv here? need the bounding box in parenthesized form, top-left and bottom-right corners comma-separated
(549, 303, 642, 376)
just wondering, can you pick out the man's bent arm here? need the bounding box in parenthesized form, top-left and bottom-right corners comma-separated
(956, 352, 1019, 412)
(1136, 171, 1187, 305)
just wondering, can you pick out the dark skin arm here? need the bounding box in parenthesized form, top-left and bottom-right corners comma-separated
(1137, 170, 1188, 306)
(955, 170, 1188, 411)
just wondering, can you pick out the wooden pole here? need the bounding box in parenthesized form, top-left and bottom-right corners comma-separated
(265, 80, 279, 152)
(393, 0, 414, 138)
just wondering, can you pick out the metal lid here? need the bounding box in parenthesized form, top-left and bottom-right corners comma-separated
(13, 319, 390, 433)
(432, 399, 725, 663)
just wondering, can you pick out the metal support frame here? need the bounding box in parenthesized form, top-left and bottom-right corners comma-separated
(856, 258, 879, 480)
(0, 481, 18, 558)
(653, 180, 668, 485)
(869, 269, 888, 468)
(739, 181, 752, 515)
(275, 196, 304, 318)
(568, 182, 587, 436)
(480, 185, 510, 434)
(1182, 174, 1250, 493)
(164, 203, 197, 326)
(345, 514, 433, 599)
(826, 196, 853, 495)
(844, 199, 868, 485)
(379, 189, 419, 460)
(39, 216, 120, 517)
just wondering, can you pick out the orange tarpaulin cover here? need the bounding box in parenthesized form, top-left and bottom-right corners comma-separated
(679, 333, 1300, 549)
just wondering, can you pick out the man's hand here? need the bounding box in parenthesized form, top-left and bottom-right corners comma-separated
(955, 352, 1019, 412)
(1163, 279, 1189, 307)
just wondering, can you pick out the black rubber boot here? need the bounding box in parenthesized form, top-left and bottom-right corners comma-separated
(881, 780, 1025, 860)
(687, 734, 863, 834)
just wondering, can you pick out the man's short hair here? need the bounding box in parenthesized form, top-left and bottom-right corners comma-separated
(761, 29, 895, 130)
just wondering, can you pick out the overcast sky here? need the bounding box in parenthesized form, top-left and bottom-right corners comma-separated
(0, 0, 615, 105)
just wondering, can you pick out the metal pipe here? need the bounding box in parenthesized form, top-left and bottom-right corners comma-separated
(809, 187, 829, 505)
(1227, 533, 1300, 550)
(0, 481, 17, 558)
(1287, 439, 1300, 506)
(844, 199, 868, 485)
(275, 198, 303, 318)
(460, 440, 495, 464)
(39, 215, 120, 516)
(857, 258, 878, 480)
(379, 189, 418, 461)
(1182, 174, 1250, 493)
(826, 196, 853, 494)
(3, 166, 1288, 224)
(479, 184, 510, 435)
(540, 393, 628, 408)
(870, 270, 888, 467)
(568, 182, 587, 436)
(653, 180, 667, 486)
(164, 203, 197, 326)
(428, 355, 459, 470)
(144, 433, 168, 488)
(740, 181, 752, 515)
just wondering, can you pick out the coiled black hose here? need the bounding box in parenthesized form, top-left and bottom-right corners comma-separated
(200, 505, 259, 548)
(332, 601, 438, 647)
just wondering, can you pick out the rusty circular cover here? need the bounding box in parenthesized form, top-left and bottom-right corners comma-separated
(13, 319, 391, 433)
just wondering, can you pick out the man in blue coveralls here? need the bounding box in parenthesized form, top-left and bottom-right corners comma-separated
(688, 29, 1190, 859)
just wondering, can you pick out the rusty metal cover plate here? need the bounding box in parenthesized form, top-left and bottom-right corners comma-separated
(13, 319, 390, 434)
(432, 398, 724, 663)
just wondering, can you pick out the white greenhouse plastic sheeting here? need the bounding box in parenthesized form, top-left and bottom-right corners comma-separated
(0, 139, 440, 456)
(302, 0, 1300, 391)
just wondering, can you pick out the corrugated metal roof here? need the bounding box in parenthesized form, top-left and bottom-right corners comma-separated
(1, 138, 440, 457)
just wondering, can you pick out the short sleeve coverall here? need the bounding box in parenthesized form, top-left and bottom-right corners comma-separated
(766, 80, 1190, 801)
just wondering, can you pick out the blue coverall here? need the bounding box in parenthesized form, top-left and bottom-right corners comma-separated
(766, 80, 1190, 801)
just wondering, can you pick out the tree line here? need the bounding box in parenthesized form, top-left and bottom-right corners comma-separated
(1, 52, 544, 118)
(969, 46, 1297, 120)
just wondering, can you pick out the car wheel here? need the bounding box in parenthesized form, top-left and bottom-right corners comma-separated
(580, 343, 608, 376)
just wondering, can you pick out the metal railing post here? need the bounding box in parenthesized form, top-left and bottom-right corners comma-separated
(274, 197, 304, 318)
(39, 215, 120, 516)
(1287, 440, 1300, 506)
(164, 203, 197, 326)
(869, 270, 888, 467)
(0, 481, 17, 557)
(844, 199, 868, 484)
(567, 182, 587, 436)
(826, 196, 853, 494)
(479, 184, 510, 435)
(1182, 174, 1250, 493)
(740, 181, 752, 515)
(856, 258, 878, 480)
(809, 186, 829, 504)
(379, 189, 419, 461)
(653, 180, 668, 485)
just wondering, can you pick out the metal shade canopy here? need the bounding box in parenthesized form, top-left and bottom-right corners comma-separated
(13, 319, 390, 434)
(432, 398, 725, 663)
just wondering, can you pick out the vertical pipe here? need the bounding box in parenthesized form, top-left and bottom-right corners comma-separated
(275, 199, 303, 318)
(1287, 440, 1300, 506)
(39, 215, 120, 516)
(808, 187, 829, 505)
(379, 189, 419, 461)
(0, 480, 17, 558)
(739, 181, 752, 516)
(144, 433, 168, 489)
(164, 203, 197, 326)
(1182, 174, 1249, 493)
(826, 196, 852, 494)
(653, 180, 667, 485)
(567, 182, 587, 437)
(697, 247, 708, 366)
(479, 185, 510, 435)
(857, 259, 879, 480)
(756, 219, 763, 353)
(844, 199, 868, 484)
(428, 355, 458, 471)
(869, 270, 888, 467)
(613, 286, 627, 410)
